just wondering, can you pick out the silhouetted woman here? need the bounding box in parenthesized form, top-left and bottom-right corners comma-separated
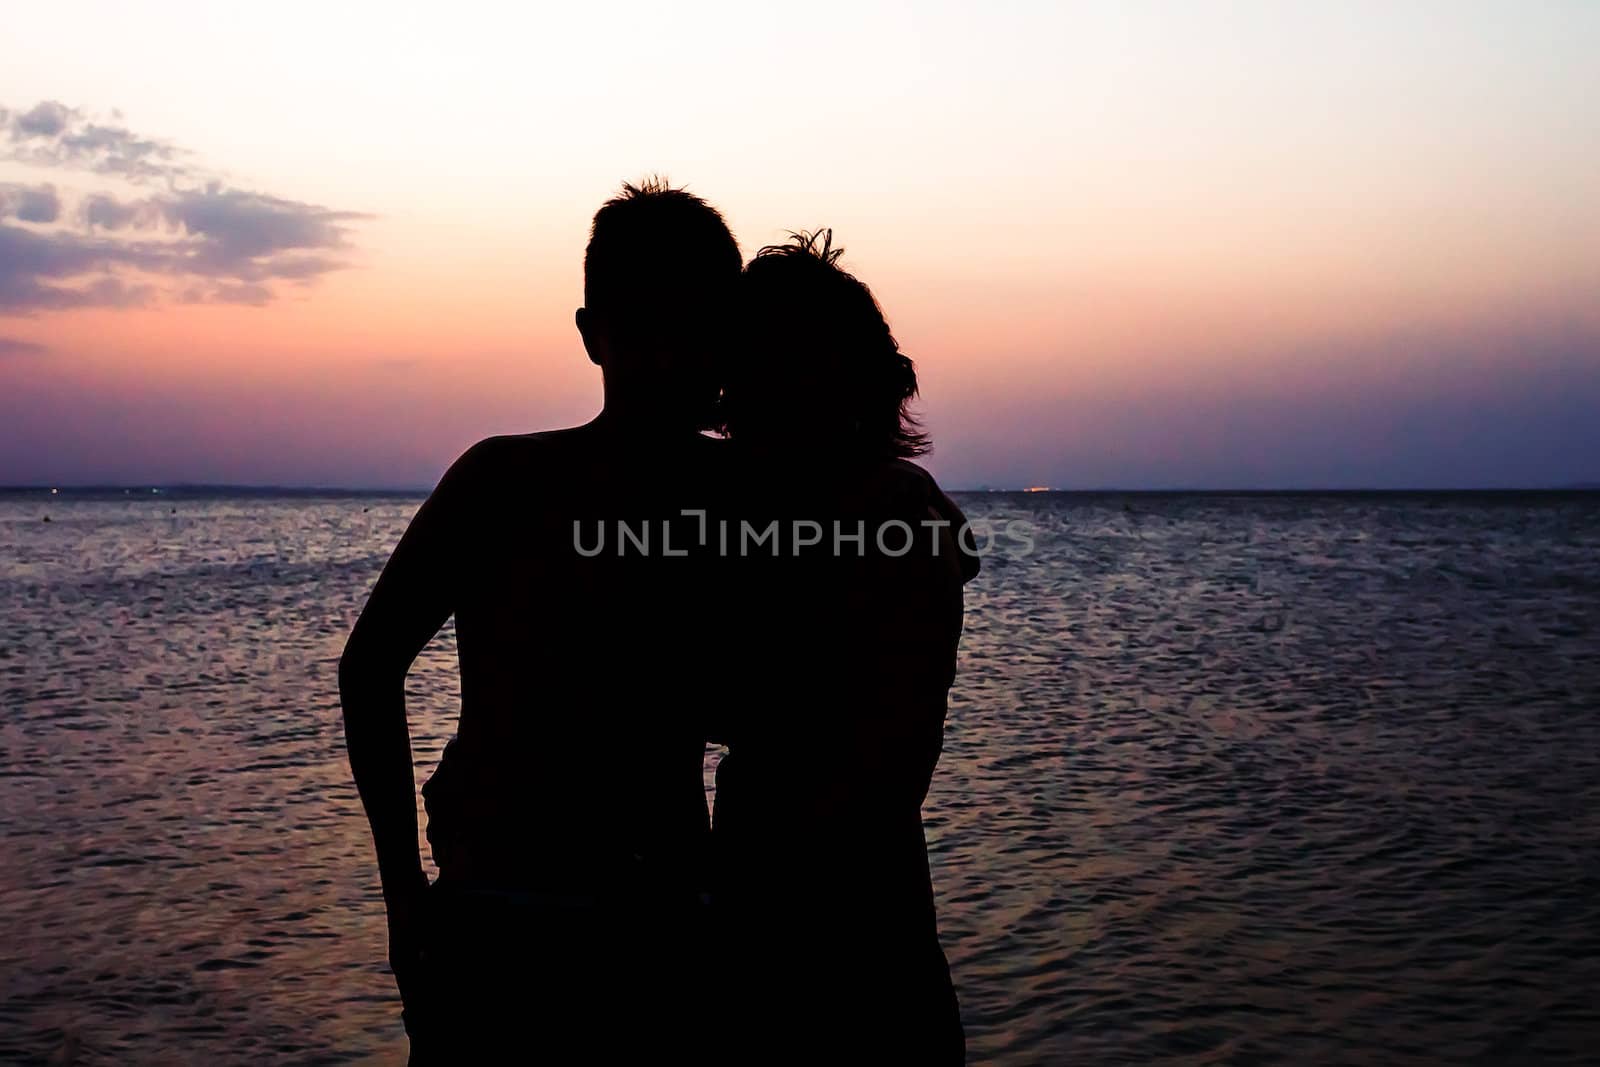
(712, 231, 976, 1064)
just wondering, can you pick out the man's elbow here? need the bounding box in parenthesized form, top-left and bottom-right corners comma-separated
(337, 638, 387, 710)
(338, 623, 418, 710)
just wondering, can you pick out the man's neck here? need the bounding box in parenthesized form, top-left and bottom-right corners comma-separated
(590, 402, 702, 441)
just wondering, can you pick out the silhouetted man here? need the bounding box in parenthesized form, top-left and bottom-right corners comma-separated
(339, 180, 740, 1061)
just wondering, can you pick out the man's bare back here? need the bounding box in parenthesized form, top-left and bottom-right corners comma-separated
(412, 423, 724, 889)
(340, 419, 728, 1056)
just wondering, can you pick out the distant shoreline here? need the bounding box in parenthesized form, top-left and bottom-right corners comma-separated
(3, 484, 1597, 498)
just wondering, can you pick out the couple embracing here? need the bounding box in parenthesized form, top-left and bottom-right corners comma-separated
(340, 179, 976, 1064)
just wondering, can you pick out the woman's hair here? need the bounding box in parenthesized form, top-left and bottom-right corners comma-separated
(729, 229, 930, 459)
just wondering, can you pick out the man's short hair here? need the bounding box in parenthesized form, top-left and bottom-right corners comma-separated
(583, 177, 741, 313)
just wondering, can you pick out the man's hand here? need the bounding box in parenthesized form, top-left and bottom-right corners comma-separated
(384, 871, 433, 1031)
(386, 871, 431, 995)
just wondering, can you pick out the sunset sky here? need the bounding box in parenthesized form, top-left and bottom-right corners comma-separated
(2, 1, 1597, 489)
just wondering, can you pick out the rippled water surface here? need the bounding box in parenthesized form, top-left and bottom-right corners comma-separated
(2, 490, 1598, 1064)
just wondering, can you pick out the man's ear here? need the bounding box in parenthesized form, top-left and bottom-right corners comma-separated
(576, 307, 605, 368)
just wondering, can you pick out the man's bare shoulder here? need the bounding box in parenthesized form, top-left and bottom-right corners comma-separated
(443, 426, 600, 488)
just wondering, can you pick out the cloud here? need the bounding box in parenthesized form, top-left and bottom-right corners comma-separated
(12, 101, 73, 138)
(80, 191, 156, 230)
(0, 182, 61, 223)
(165, 187, 360, 255)
(0, 100, 371, 312)
(0, 336, 50, 356)
(6, 100, 188, 183)
(0, 222, 168, 310)
(77, 185, 365, 283)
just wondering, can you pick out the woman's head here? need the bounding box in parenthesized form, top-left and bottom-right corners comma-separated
(723, 230, 929, 460)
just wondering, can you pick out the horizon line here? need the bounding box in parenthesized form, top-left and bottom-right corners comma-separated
(3, 482, 1597, 496)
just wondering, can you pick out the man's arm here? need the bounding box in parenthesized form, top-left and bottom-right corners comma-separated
(338, 442, 488, 985)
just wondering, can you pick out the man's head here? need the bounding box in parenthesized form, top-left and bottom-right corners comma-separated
(577, 178, 740, 429)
